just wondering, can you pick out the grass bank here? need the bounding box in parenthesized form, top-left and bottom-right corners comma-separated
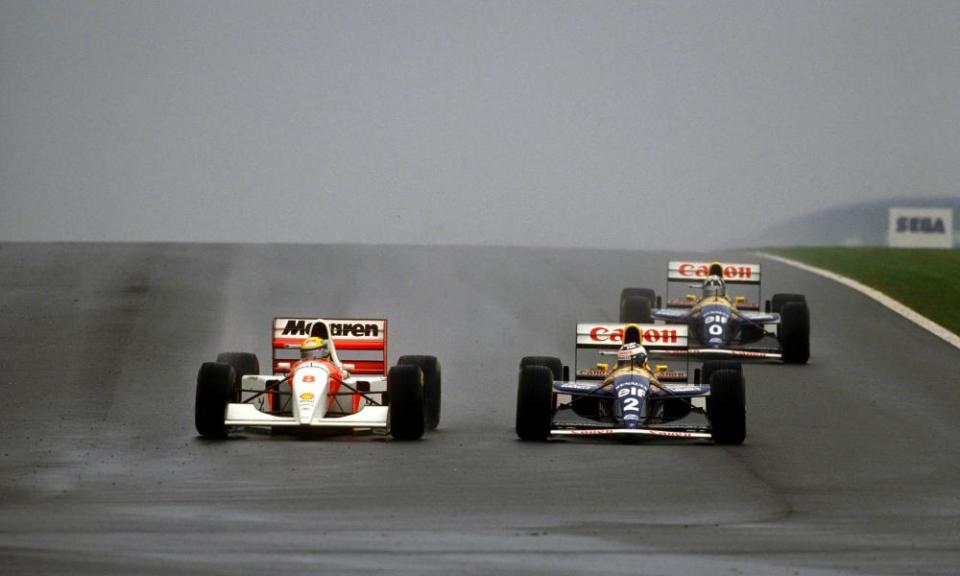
(768, 247, 960, 336)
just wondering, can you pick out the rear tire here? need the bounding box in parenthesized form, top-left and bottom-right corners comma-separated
(707, 369, 746, 445)
(620, 295, 653, 323)
(216, 352, 259, 402)
(701, 360, 742, 385)
(516, 365, 554, 441)
(519, 356, 563, 381)
(771, 293, 806, 314)
(398, 355, 441, 431)
(780, 301, 810, 364)
(388, 365, 425, 440)
(621, 288, 656, 307)
(195, 362, 236, 438)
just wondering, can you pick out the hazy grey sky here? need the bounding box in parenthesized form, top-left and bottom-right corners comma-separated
(1, 1, 958, 249)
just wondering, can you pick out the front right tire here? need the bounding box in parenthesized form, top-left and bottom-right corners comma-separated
(515, 365, 554, 441)
(195, 362, 236, 438)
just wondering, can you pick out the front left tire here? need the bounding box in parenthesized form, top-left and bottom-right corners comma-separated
(780, 301, 810, 364)
(398, 355, 441, 430)
(707, 368, 746, 445)
(388, 364, 425, 440)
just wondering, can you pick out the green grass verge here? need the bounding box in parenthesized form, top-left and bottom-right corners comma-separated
(768, 247, 960, 336)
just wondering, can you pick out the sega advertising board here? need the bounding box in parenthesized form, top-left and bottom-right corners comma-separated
(888, 207, 953, 248)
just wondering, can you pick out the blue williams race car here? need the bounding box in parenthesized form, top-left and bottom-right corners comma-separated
(515, 323, 746, 444)
(619, 261, 810, 364)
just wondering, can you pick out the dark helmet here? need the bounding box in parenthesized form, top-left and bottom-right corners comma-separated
(702, 275, 726, 298)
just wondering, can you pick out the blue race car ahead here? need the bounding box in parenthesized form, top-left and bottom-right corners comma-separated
(620, 261, 809, 364)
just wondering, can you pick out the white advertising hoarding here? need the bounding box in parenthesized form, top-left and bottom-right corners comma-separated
(888, 208, 953, 248)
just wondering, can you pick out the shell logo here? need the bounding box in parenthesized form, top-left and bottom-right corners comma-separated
(299, 393, 315, 401)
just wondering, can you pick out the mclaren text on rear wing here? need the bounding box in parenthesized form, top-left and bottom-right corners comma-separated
(272, 317, 388, 376)
(667, 261, 761, 285)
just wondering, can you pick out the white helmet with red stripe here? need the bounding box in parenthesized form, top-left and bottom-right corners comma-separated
(616, 342, 648, 369)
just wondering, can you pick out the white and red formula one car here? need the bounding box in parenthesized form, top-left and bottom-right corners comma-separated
(195, 317, 440, 440)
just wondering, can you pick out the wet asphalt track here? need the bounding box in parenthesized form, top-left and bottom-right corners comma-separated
(1, 243, 958, 575)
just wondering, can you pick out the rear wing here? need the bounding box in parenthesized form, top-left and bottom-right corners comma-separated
(575, 323, 688, 379)
(667, 261, 761, 285)
(665, 261, 763, 309)
(272, 317, 388, 377)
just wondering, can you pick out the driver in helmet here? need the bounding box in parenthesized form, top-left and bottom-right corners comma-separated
(602, 342, 649, 385)
(702, 274, 726, 299)
(299, 336, 330, 361)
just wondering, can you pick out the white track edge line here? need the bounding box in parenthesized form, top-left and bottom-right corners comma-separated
(755, 251, 960, 351)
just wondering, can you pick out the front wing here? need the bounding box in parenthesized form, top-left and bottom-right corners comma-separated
(550, 381, 713, 439)
(552, 427, 712, 439)
(225, 404, 389, 430)
(654, 348, 783, 361)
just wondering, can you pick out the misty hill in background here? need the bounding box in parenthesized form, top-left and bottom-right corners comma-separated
(733, 196, 960, 248)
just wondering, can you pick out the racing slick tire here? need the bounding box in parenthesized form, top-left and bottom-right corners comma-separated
(771, 293, 806, 314)
(388, 364, 425, 440)
(707, 369, 746, 445)
(398, 355, 441, 431)
(516, 365, 554, 441)
(520, 357, 562, 411)
(701, 360, 742, 385)
(780, 301, 810, 364)
(620, 295, 653, 324)
(195, 362, 237, 438)
(216, 352, 259, 402)
(519, 356, 563, 381)
(621, 287, 656, 308)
